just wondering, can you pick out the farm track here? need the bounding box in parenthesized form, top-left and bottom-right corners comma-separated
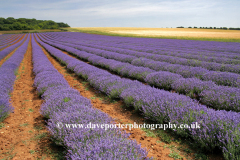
(0, 35, 25, 51)
(0, 36, 63, 160)
(35, 35, 187, 160)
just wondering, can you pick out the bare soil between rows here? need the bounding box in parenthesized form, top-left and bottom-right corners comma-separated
(0, 36, 64, 160)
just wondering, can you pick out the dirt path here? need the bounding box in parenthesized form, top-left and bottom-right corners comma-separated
(0, 36, 63, 160)
(35, 38, 191, 160)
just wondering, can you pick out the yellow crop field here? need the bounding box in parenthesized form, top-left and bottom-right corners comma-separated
(69, 27, 240, 42)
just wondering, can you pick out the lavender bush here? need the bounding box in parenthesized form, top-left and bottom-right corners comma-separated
(38, 34, 240, 88)
(35, 33, 240, 160)
(0, 34, 26, 61)
(40, 32, 240, 74)
(0, 34, 23, 49)
(145, 71, 183, 90)
(36, 34, 240, 112)
(32, 34, 150, 159)
(0, 34, 29, 121)
(41, 32, 240, 61)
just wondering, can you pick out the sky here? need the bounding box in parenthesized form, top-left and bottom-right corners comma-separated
(0, 0, 240, 28)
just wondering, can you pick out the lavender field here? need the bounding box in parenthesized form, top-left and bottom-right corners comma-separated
(0, 32, 240, 159)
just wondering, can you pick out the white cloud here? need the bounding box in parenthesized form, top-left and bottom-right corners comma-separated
(0, 0, 239, 27)
(56, 0, 219, 17)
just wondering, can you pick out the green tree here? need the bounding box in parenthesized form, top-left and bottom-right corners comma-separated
(57, 22, 70, 27)
(0, 17, 70, 31)
(5, 17, 16, 24)
(12, 22, 23, 30)
(33, 25, 41, 30)
(0, 17, 4, 25)
(1, 24, 11, 30)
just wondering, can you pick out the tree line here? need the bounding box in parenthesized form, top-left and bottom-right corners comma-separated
(0, 17, 70, 31)
(177, 26, 240, 30)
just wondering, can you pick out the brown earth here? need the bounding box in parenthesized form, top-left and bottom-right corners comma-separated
(0, 35, 63, 160)
(0, 35, 41, 159)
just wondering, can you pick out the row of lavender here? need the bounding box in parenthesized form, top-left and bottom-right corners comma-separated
(0, 34, 20, 46)
(0, 34, 29, 122)
(36, 34, 240, 112)
(108, 38, 240, 58)
(83, 41, 240, 66)
(0, 34, 16, 44)
(31, 34, 149, 159)
(0, 35, 26, 61)
(0, 35, 23, 50)
(46, 33, 240, 67)
(40, 34, 240, 89)
(39, 33, 240, 88)
(43, 32, 240, 64)
(82, 38, 240, 65)
(0, 34, 13, 44)
(36, 34, 240, 160)
(90, 41, 240, 65)
(0, 34, 13, 40)
(44, 32, 240, 58)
